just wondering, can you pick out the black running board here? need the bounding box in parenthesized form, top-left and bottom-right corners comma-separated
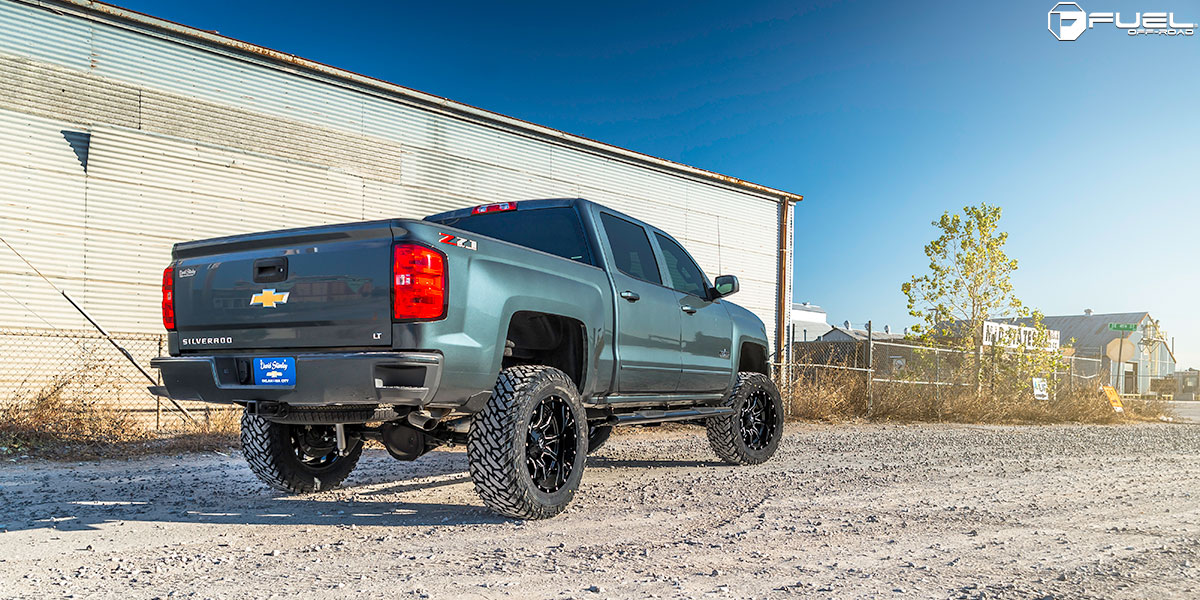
(610, 406, 734, 426)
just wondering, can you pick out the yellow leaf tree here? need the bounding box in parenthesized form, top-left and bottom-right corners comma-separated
(902, 203, 1026, 348)
(902, 204, 1061, 395)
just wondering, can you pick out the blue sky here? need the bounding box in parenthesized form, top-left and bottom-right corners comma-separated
(119, 0, 1200, 367)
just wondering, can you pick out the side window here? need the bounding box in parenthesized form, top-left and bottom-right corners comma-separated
(600, 213, 661, 284)
(655, 233, 708, 298)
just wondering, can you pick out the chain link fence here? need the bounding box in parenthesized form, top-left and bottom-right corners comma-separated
(869, 340, 1104, 395)
(779, 338, 1105, 420)
(1, 325, 1113, 435)
(0, 327, 225, 431)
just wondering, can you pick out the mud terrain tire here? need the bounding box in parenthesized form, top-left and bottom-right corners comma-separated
(706, 371, 784, 465)
(467, 366, 588, 519)
(240, 412, 362, 494)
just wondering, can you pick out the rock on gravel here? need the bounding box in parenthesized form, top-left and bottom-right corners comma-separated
(1, 422, 1199, 599)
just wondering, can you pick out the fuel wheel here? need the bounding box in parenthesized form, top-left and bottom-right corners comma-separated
(526, 395, 579, 493)
(739, 386, 778, 451)
(468, 365, 588, 519)
(289, 425, 342, 469)
(240, 413, 363, 494)
(706, 372, 784, 465)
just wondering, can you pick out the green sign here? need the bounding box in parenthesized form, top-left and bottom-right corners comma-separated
(1108, 323, 1137, 332)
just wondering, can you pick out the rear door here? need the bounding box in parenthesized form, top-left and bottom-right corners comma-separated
(653, 232, 733, 393)
(598, 212, 681, 394)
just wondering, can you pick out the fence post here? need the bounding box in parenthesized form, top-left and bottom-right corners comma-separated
(975, 344, 983, 397)
(990, 342, 998, 401)
(1070, 355, 1080, 393)
(865, 320, 874, 417)
(156, 334, 163, 430)
(934, 348, 941, 419)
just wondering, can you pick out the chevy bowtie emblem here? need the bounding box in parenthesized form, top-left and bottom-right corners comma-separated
(250, 288, 290, 308)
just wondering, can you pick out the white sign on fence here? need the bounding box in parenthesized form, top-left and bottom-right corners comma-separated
(1032, 377, 1049, 400)
(982, 321, 1060, 351)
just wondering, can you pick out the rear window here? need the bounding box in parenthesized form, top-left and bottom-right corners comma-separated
(434, 207, 594, 265)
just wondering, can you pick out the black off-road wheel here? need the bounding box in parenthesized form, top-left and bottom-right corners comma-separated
(240, 412, 363, 494)
(706, 372, 784, 465)
(467, 366, 588, 520)
(586, 424, 613, 455)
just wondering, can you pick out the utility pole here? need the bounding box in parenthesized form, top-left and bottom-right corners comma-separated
(1116, 331, 1126, 394)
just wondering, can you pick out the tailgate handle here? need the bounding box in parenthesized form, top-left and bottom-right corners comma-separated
(253, 257, 288, 283)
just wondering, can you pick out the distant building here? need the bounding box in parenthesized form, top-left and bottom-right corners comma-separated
(961, 311, 1174, 395)
(1036, 311, 1175, 395)
(817, 324, 906, 343)
(790, 302, 832, 343)
(1173, 368, 1198, 402)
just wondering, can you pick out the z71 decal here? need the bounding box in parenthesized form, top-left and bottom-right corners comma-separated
(439, 233, 478, 251)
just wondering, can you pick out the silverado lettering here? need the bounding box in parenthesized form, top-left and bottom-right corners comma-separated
(180, 337, 232, 345)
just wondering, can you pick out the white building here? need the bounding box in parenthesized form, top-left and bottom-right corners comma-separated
(0, 0, 802, 414)
(790, 302, 832, 343)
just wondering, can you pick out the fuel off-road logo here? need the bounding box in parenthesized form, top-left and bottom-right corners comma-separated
(1048, 3, 1195, 40)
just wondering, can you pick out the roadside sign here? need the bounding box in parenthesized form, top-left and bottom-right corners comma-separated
(1032, 378, 1049, 400)
(1108, 323, 1137, 332)
(1101, 385, 1124, 413)
(1105, 338, 1136, 363)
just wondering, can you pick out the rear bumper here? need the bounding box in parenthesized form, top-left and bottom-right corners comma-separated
(149, 351, 442, 406)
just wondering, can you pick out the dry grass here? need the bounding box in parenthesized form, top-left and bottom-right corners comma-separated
(0, 376, 240, 460)
(781, 366, 1169, 425)
(781, 365, 866, 421)
(0, 376, 151, 458)
(147, 406, 241, 455)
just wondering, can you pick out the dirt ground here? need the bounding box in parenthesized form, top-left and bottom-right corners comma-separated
(1, 422, 1198, 599)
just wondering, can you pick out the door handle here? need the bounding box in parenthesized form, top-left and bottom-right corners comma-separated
(620, 291, 640, 302)
(681, 305, 697, 314)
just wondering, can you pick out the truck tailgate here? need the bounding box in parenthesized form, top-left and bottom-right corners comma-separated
(171, 221, 394, 351)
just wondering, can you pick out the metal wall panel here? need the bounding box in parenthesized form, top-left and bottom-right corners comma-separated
(89, 18, 366, 136)
(0, 0, 789, 352)
(0, 0, 92, 71)
(80, 126, 374, 331)
(0, 108, 91, 328)
(0, 56, 141, 130)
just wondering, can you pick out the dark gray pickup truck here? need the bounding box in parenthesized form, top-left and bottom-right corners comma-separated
(152, 198, 782, 519)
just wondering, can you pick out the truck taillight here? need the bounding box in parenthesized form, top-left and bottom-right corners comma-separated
(393, 244, 446, 320)
(161, 266, 176, 331)
(471, 202, 516, 215)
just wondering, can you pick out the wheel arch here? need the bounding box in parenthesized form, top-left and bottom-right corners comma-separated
(724, 300, 771, 383)
(738, 341, 769, 375)
(501, 311, 588, 392)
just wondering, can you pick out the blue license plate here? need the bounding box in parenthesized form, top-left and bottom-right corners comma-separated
(253, 357, 295, 386)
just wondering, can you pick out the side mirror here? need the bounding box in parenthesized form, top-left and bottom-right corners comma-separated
(712, 275, 739, 299)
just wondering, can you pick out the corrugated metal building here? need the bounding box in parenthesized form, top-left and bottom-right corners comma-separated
(789, 302, 832, 343)
(1039, 312, 1175, 395)
(0, 0, 801, 414)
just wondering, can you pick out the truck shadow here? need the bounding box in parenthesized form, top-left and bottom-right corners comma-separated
(7, 496, 511, 532)
(0, 450, 508, 532)
(0, 447, 724, 534)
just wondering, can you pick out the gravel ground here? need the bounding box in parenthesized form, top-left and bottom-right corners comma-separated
(1, 422, 1198, 599)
